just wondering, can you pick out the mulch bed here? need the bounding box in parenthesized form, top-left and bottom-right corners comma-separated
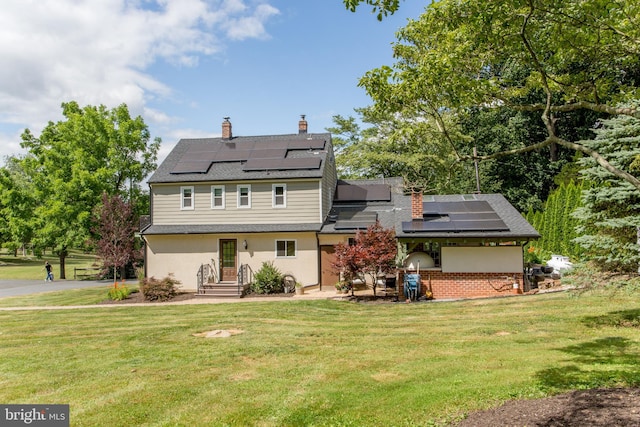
(454, 387, 640, 427)
(99, 290, 297, 304)
(99, 291, 196, 304)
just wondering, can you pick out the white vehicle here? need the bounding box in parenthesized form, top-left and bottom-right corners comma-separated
(546, 255, 573, 276)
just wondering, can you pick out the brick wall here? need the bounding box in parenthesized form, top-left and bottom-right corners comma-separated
(411, 192, 423, 220)
(399, 270, 523, 299)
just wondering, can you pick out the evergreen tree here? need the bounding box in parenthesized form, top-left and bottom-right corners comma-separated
(525, 180, 584, 262)
(573, 101, 640, 273)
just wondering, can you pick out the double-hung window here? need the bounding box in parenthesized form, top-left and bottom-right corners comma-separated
(211, 185, 225, 209)
(272, 184, 286, 208)
(181, 186, 194, 210)
(237, 184, 251, 208)
(276, 240, 296, 258)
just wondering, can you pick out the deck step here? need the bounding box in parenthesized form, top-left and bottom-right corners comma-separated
(196, 283, 247, 298)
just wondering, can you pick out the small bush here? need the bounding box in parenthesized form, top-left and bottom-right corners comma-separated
(251, 261, 284, 294)
(107, 282, 131, 301)
(140, 275, 180, 301)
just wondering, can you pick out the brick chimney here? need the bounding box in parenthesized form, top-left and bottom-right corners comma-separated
(411, 191, 423, 220)
(298, 114, 308, 134)
(222, 117, 232, 140)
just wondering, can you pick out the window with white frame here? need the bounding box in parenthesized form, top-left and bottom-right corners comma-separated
(181, 186, 194, 210)
(272, 184, 286, 208)
(237, 184, 251, 208)
(276, 240, 296, 258)
(211, 185, 225, 209)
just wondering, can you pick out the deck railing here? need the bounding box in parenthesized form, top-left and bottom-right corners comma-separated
(237, 264, 253, 294)
(197, 259, 219, 294)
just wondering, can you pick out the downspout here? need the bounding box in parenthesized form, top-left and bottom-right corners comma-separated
(316, 233, 322, 291)
(145, 182, 153, 279)
(521, 240, 529, 292)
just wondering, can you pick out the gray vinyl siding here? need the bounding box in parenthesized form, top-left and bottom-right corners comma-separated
(152, 180, 321, 225)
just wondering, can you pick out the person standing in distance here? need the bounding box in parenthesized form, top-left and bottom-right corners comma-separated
(44, 261, 53, 282)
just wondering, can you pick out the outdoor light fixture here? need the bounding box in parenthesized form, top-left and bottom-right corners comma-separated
(243, 240, 248, 250)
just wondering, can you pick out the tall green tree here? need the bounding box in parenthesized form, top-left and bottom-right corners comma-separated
(573, 102, 640, 273)
(0, 158, 36, 255)
(19, 102, 160, 278)
(328, 109, 473, 194)
(355, 0, 640, 191)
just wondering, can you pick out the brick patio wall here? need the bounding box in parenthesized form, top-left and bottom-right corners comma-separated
(399, 270, 524, 299)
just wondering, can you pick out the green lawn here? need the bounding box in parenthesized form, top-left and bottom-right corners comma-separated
(0, 290, 638, 426)
(0, 285, 130, 307)
(0, 250, 101, 280)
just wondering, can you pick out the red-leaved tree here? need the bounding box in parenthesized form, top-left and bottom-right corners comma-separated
(333, 240, 366, 296)
(93, 193, 139, 283)
(333, 222, 397, 297)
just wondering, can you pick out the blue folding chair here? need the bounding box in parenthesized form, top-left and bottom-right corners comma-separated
(404, 273, 420, 301)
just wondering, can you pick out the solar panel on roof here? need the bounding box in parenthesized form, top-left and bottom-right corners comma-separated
(334, 221, 375, 230)
(402, 218, 509, 233)
(449, 212, 502, 221)
(334, 211, 378, 230)
(404, 200, 509, 233)
(171, 161, 212, 174)
(334, 184, 391, 202)
(214, 150, 251, 162)
(179, 151, 217, 161)
(170, 136, 327, 174)
(287, 139, 326, 150)
(249, 148, 287, 159)
(263, 140, 289, 149)
(242, 157, 321, 171)
(423, 200, 493, 214)
(463, 201, 492, 212)
(337, 210, 377, 220)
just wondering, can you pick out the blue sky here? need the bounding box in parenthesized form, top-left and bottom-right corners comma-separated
(0, 0, 427, 164)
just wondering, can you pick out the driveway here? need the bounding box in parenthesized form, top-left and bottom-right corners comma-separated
(0, 279, 115, 298)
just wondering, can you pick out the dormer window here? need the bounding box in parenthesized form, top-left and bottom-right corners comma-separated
(181, 186, 194, 210)
(273, 184, 287, 208)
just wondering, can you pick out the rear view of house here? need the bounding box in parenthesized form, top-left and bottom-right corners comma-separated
(141, 116, 540, 300)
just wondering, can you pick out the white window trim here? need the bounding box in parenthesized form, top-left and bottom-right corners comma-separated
(272, 184, 287, 208)
(275, 239, 297, 258)
(211, 185, 225, 209)
(237, 184, 251, 208)
(181, 186, 194, 210)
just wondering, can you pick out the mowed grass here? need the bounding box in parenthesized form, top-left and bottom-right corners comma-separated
(0, 290, 639, 426)
(0, 285, 134, 307)
(0, 249, 100, 280)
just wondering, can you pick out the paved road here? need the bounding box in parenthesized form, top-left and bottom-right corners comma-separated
(0, 279, 118, 298)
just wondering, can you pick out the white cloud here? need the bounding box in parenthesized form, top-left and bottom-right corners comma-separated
(0, 0, 279, 161)
(223, 4, 280, 40)
(155, 126, 217, 166)
(0, 130, 25, 163)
